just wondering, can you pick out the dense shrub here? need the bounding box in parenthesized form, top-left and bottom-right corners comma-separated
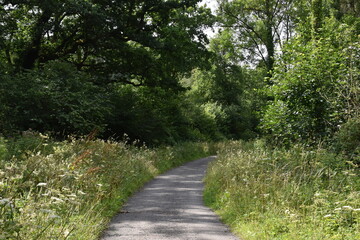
(261, 17, 360, 144)
(333, 117, 360, 163)
(0, 61, 109, 136)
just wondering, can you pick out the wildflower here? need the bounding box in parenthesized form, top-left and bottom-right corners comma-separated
(285, 209, 291, 215)
(37, 183, 47, 187)
(64, 230, 70, 236)
(51, 197, 64, 203)
(48, 214, 60, 219)
(0, 198, 10, 205)
(39, 133, 49, 139)
(40, 209, 53, 214)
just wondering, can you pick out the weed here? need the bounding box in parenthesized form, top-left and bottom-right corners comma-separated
(204, 140, 360, 239)
(0, 135, 215, 239)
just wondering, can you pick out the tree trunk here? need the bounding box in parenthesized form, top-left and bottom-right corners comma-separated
(312, 0, 323, 35)
(21, 10, 52, 69)
(265, 0, 275, 80)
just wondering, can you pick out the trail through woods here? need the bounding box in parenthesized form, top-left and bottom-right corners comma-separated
(101, 156, 238, 240)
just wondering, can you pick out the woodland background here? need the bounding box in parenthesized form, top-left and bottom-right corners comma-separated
(1, 0, 360, 239)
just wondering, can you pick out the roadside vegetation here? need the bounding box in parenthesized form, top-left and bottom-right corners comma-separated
(204, 140, 360, 239)
(203, 1, 360, 239)
(0, 132, 215, 240)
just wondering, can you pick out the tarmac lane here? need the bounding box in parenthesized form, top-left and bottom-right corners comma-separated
(101, 156, 239, 240)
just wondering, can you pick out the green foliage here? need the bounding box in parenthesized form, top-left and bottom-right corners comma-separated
(0, 61, 109, 136)
(0, 135, 215, 240)
(204, 140, 360, 239)
(0, 138, 8, 162)
(3, 131, 58, 163)
(333, 118, 360, 162)
(106, 84, 221, 145)
(0, 0, 219, 144)
(217, 0, 295, 73)
(261, 16, 360, 144)
(185, 30, 263, 140)
(1, 0, 212, 87)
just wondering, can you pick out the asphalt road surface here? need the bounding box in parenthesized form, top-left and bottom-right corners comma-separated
(101, 156, 239, 240)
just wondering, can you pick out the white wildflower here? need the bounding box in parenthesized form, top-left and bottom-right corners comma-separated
(51, 197, 64, 203)
(285, 209, 291, 215)
(0, 198, 10, 205)
(40, 209, 53, 214)
(64, 230, 70, 236)
(48, 214, 60, 219)
(39, 133, 49, 139)
(37, 183, 47, 187)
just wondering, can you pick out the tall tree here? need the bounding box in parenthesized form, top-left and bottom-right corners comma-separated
(0, 0, 213, 88)
(0, 0, 218, 140)
(217, 0, 295, 77)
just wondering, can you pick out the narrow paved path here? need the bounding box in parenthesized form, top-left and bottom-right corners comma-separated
(101, 156, 238, 240)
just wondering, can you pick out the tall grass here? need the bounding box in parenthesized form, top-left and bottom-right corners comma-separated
(204, 140, 360, 239)
(0, 132, 215, 240)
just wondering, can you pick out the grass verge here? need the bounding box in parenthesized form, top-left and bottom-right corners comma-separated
(204, 140, 360, 240)
(0, 132, 216, 240)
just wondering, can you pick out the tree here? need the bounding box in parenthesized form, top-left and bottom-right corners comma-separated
(261, 15, 360, 143)
(217, 0, 295, 77)
(186, 29, 260, 139)
(1, 0, 213, 88)
(0, 0, 219, 142)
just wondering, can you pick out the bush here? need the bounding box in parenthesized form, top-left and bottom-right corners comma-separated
(262, 17, 359, 144)
(333, 118, 360, 163)
(0, 61, 109, 136)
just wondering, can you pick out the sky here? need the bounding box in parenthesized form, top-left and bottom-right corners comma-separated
(200, 0, 219, 38)
(201, 0, 218, 13)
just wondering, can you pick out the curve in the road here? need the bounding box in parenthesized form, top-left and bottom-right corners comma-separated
(101, 156, 239, 240)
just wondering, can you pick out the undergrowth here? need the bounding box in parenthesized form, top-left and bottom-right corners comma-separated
(0, 132, 215, 240)
(204, 140, 360, 240)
